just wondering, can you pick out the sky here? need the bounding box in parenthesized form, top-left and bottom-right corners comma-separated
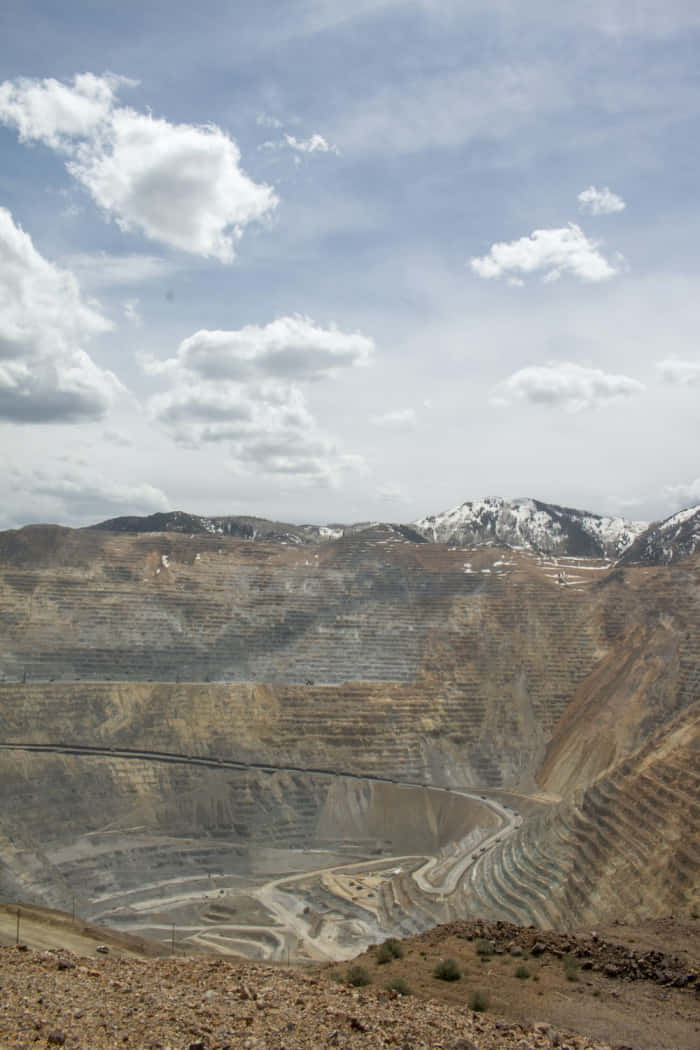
(1, 0, 699, 529)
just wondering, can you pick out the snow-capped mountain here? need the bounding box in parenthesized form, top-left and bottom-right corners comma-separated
(619, 504, 700, 565)
(413, 497, 647, 559)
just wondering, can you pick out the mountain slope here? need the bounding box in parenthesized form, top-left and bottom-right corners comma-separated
(413, 496, 646, 558)
(619, 504, 700, 565)
(90, 510, 344, 545)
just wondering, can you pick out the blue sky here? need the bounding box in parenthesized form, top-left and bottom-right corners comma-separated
(1, 0, 699, 528)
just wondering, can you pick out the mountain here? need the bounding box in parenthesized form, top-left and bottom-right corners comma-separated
(91, 498, 653, 559)
(90, 510, 344, 545)
(619, 504, 700, 565)
(413, 496, 647, 558)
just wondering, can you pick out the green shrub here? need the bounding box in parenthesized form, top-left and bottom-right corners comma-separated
(515, 964, 530, 979)
(385, 976, 412, 996)
(469, 990, 490, 1012)
(346, 965, 372, 987)
(475, 938, 494, 957)
(377, 937, 405, 964)
(563, 954, 579, 982)
(433, 957, 462, 982)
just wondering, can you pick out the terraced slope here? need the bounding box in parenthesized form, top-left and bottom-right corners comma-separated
(0, 523, 697, 955)
(461, 703, 699, 928)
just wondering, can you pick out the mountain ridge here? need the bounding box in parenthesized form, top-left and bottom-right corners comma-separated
(89, 496, 649, 560)
(8, 496, 696, 564)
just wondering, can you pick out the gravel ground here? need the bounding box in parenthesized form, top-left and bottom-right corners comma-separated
(0, 944, 616, 1050)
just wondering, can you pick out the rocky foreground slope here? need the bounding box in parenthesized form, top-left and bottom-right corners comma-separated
(0, 942, 617, 1050)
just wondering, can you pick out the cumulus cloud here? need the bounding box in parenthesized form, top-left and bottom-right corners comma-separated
(0, 72, 123, 149)
(146, 316, 373, 383)
(69, 109, 277, 261)
(0, 72, 277, 261)
(0, 207, 122, 423)
(656, 358, 700, 386)
(370, 408, 417, 427)
(5, 464, 169, 526)
(578, 185, 626, 215)
(491, 361, 644, 412)
(145, 316, 373, 484)
(471, 223, 620, 284)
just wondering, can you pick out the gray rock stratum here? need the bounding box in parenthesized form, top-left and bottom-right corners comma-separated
(0, 504, 697, 961)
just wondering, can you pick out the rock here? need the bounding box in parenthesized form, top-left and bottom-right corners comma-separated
(95, 944, 110, 954)
(47, 1032, 66, 1046)
(531, 942, 547, 956)
(451, 1039, 477, 1049)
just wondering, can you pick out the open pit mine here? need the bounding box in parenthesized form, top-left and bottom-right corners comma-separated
(0, 499, 698, 964)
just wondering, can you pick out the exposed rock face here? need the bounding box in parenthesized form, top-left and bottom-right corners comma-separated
(0, 514, 697, 957)
(619, 504, 700, 565)
(414, 497, 647, 558)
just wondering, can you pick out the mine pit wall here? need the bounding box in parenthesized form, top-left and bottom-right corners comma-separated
(0, 748, 498, 920)
(0, 532, 696, 799)
(1, 528, 698, 933)
(461, 703, 700, 931)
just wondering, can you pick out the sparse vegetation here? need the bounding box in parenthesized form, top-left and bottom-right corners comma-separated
(475, 938, 494, 957)
(385, 976, 412, 996)
(377, 937, 404, 964)
(345, 965, 372, 987)
(563, 954, 579, 982)
(469, 990, 490, 1012)
(515, 964, 530, 979)
(433, 957, 462, 981)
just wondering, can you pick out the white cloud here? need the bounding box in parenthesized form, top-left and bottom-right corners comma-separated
(370, 408, 417, 427)
(146, 316, 374, 382)
(377, 482, 408, 503)
(578, 185, 626, 215)
(4, 464, 169, 527)
(256, 113, 283, 129)
(283, 133, 340, 155)
(59, 252, 176, 288)
(0, 207, 122, 423)
(471, 223, 620, 283)
(656, 358, 700, 386)
(0, 72, 124, 149)
(0, 73, 277, 261)
(145, 317, 373, 483)
(491, 361, 644, 412)
(69, 108, 277, 262)
(663, 477, 700, 510)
